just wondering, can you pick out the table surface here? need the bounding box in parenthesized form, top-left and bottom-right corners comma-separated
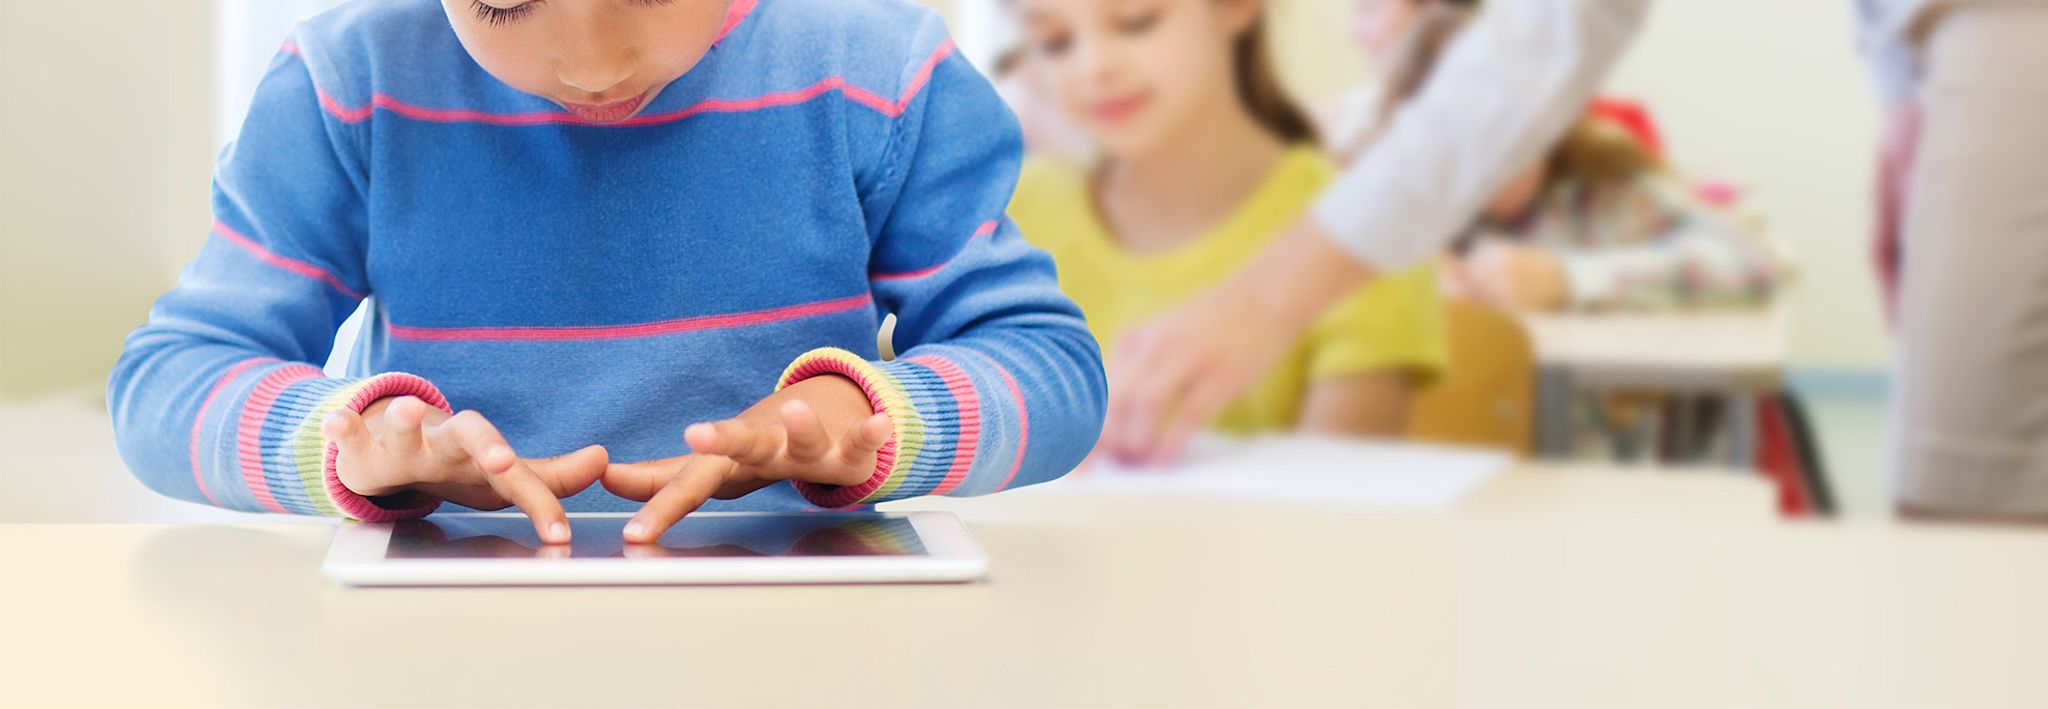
(6, 464, 2045, 709)
(1523, 307, 1790, 389)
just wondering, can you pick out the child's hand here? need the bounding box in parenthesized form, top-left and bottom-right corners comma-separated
(323, 396, 606, 544)
(602, 377, 891, 543)
(1464, 241, 1570, 312)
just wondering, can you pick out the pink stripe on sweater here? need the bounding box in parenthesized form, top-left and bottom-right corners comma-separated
(389, 293, 874, 342)
(896, 39, 957, 113)
(212, 220, 366, 300)
(904, 355, 980, 496)
(307, 40, 959, 126)
(236, 364, 325, 513)
(961, 350, 1029, 492)
(716, 0, 758, 43)
(871, 220, 999, 282)
(190, 358, 275, 507)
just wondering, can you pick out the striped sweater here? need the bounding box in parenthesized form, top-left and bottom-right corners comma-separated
(107, 0, 1106, 520)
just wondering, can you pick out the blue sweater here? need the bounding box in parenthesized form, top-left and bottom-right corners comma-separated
(108, 0, 1106, 520)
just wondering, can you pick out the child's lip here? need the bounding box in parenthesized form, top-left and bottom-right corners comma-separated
(562, 91, 650, 124)
(1089, 92, 1150, 125)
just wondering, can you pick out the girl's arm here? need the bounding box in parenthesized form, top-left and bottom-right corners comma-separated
(1290, 266, 1445, 439)
(773, 21, 1107, 508)
(1297, 373, 1416, 437)
(107, 42, 446, 521)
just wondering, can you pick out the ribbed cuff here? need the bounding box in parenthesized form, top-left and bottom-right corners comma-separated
(320, 374, 451, 522)
(776, 348, 951, 508)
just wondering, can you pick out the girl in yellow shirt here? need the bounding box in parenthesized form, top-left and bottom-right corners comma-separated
(1006, 0, 1446, 464)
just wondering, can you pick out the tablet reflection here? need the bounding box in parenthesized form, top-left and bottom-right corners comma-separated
(385, 515, 926, 560)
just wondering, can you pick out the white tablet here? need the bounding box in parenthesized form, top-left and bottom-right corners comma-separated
(324, 511, 987, 586)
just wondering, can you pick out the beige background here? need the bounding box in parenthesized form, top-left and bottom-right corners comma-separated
(0, 0, 1889, 401)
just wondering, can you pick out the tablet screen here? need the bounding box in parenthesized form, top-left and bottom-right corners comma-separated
(385, 514, 928, 560)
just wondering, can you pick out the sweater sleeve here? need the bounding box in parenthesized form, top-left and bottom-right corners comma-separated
(106, 41, 445, 521)
(774, 24, 1107, 508)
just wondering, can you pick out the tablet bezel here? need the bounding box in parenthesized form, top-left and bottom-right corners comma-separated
(323, 511, 987, 586)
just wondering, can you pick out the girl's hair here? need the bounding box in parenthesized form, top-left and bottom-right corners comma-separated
(1352, 0, 1662, 188)
(1234, 14, 1319, 145)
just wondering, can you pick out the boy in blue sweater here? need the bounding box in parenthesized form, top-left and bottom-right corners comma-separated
(108, 0, 1106, 545)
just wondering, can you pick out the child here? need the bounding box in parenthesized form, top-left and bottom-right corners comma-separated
(1351, 0, 1786, 312)
(108, 0, 1106, 544)
(1004, 0, 1447, 464)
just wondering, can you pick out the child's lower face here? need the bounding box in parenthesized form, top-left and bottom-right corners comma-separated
(440, 0, 738, 124)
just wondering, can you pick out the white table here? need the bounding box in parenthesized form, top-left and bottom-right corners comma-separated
(8, 465, 2046, 708)
(1523, 308, 1792, 465)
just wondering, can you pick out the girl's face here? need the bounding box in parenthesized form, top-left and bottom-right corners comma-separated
(1016, 0, 1260, 158)
(1351, 0, 1422, 68)
(443, 0, 735, 123)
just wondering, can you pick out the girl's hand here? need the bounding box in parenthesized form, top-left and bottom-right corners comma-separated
(323, 396, 607, 544)
(1103, 221, 1368, 467)
(601, 377, 891, 543)
(1464, 241, 1569, 312)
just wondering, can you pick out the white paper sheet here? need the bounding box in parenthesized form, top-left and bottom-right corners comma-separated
(1046, 435, 1511, 510)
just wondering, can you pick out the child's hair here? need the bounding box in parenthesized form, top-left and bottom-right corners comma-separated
(1235, 13, 1319, 145)
(1352, 0, 1662, 190)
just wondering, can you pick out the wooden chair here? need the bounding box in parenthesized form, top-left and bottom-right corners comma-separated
(1405, 301, 1537, 455)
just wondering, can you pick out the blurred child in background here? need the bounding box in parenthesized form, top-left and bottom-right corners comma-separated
(1347, 0, 1787, 313)
(1005, 0, 1447, 464)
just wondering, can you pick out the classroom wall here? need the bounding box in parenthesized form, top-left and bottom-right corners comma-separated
(0, 2, 217, 399)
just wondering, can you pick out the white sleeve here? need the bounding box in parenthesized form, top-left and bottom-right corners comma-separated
(1311, 0, 1651, 270)
(1854, 0, 1932, 105)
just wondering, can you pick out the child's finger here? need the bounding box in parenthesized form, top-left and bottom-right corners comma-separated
(623, 455, 734, 543)
(526, 445, 609, 497)
(427, 411, 517, 477)
(818, 413, 890, 485)
(1147, 378, 1232, 467)
(322, 408, 373, 458)
(600, 458, 682, 502)
(685, 419, 783, 466)
(1111, 370, 1185, 463)
(380, 396, 429, 457)
(484, 461, 573, 544)
(322, 409, 383, 486)
(837, 412, 891, 462)
(779, 400, 831, 463)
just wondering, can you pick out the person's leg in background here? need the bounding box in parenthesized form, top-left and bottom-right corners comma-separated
(1892, 5, 2048, 520)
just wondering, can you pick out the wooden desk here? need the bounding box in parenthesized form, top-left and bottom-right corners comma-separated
(8, 467, 2044, 708)
(1523, 309, 1791, 465)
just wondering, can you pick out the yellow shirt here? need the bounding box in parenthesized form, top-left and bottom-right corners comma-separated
(1010, 148, 1447, 434)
